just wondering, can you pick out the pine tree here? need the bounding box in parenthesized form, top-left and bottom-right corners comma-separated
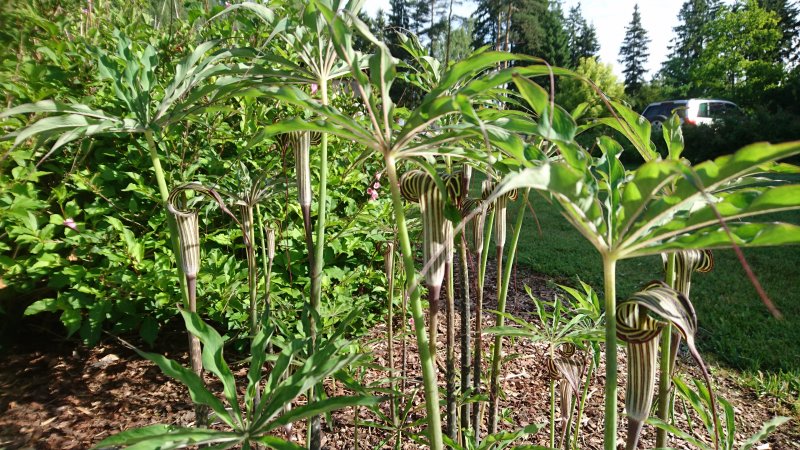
(472, 0, 514, 53)
(510, 0, 548, 55)
(660, 0, 721, 95)
(618, 4, 650, 95)
(566, 3, 600, 68)
(388, 0, 411, 36)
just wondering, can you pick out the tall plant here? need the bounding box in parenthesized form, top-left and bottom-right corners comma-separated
(213, 3, 363, 443)
(488, 71, 800, 449)
(240, 3, 552, 447)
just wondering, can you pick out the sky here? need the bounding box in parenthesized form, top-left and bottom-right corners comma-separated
(361, 0, 692, 79)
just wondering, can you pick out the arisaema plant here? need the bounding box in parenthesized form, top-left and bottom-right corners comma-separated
(0, 31, 259, 369)
(484, 71, 800, 450)
(93, 310, 376, 450)
(234, 2, 555, 447)
(213, 3, 366, 443)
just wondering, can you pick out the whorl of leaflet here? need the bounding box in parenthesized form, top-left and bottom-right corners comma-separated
(167, 182, 249, 279)
(617, 281, 719, 450)
(399, 170, 460, 290)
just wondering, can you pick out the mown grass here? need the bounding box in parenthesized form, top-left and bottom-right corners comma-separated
(504, 188, 800, 407)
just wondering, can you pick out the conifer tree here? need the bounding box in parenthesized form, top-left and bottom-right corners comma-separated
(566, 3, 600, 68)
(618, 4, 650, 95)
(660, 0, 721, 95)
(388, 0, 412, 58)
(410, 0, 432, 41)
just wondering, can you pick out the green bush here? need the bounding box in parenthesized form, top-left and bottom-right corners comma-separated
(683, 108, 800, 163)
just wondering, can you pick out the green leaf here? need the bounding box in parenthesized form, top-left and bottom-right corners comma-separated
(663, 113, 684, 160)
(266, 395, 378, 430)
(180, 311, 243, 428)
(131, 347, 234, 427)
(740, 416, 791, 450)
(93, 425, 239, 449)
(24, 298, 59, 315)
(251, 435, 306, 450)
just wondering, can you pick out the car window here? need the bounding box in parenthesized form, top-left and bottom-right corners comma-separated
(698, 102, 710, 117)
(708, 102, 729, 118)
(644, 102, 683, 119)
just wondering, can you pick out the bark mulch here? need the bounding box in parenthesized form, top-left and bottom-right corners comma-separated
(1, 266, 798, 449)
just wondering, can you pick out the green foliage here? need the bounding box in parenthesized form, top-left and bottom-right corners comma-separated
(565, 4, 599, 69)
(94, 310, 376, 449)
(648, 375, 790, 449)
(693, 0, 784, 105)
(682, 109, 800, 162)
(555, 57, 624, 120)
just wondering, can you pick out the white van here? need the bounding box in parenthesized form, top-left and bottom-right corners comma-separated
(641, 99, 740, 132)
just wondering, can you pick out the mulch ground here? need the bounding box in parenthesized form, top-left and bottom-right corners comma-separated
(1, 265, 798, 449)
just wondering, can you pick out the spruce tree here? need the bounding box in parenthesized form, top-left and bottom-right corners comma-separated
(511, 0, 548, 55)
(410, 0, 432, 41)
(538, 3, 570, 67)
(566, 3, 600, 68)
(660, 0, 721, 95)
(388, 0, 411, 58)
(618, 4, 650, 95)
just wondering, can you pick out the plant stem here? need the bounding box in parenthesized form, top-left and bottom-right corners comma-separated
(445, 260, 457, 444)
(458, 233, 471, 437)
(385, 155, 444, 450)
(472, 209, 495, 441)
(386, 243, 398, 431)
(255, 205, 273, 326)
(572, 351, 597, 450)
(602, 255, 618, 450)
(488, 190, 528, 434)
(242, 205, 258, 336)
(146, 130, 205, 426)
(550, 379, 556, 448)
(656, 252, 677, 448)
(309, 78, 330, 450)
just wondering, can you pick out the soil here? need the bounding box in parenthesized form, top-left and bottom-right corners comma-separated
(1, 265, 798, 449)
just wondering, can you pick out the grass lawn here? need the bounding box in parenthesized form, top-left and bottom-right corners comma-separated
(504, 189, 800, 407)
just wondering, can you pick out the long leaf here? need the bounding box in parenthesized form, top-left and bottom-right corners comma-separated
(180, 311, 243, 429)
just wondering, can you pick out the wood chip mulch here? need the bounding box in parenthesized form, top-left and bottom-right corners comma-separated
(1, 265, 798, 449)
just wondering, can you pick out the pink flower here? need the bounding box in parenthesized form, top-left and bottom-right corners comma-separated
(310, 83, 319, 94)
(366, 187, 379, 201)
(375, 172, 382, 180)
(63, 218, 78, 232)
(373, 181, 381, 189)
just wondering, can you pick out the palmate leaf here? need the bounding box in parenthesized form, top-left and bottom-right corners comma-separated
(626, 184, 800, 256)
(266, 395, 378, 430)
(486, 162, 608, 251)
